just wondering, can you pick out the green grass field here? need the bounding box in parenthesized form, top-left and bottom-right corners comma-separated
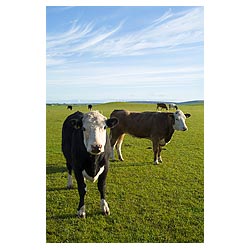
(46, 102, 204, 243)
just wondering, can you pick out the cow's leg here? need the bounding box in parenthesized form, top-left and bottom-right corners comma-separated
(158, 139, 167, 163)
(116, 134, 125, 161)
(110, 131, 119, 161)
(97, 170, 110, 215)
(152, 140, 160, 165)
(66, 162, 73, 189)
(110, 145, 115, 160)
(157, 145, 163, 163)
(74, 170, 87, 218)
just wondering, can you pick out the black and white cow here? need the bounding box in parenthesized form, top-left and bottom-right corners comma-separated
(169, 103, 178, 110)
(62, 111, 118, 218)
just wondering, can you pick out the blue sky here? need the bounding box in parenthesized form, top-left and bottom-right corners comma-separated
(46, 6, 204, 103)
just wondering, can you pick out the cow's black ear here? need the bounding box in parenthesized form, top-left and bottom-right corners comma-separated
(106, 118, 119, 128)
(70, 118, 82, 129)
(185, 113, 191, 118)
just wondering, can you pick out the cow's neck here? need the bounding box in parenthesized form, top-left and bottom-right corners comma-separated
(85, 153, 105, 176)
(165, 127, 174, 143)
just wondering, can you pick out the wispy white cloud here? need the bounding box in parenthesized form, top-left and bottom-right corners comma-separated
(152, 8, 173, 25)
(46, 57, 66, 66)
(69, 22, 123, 53)
(47, 23, 94, 50)
(46, 7, 204, 103)
(46, 7, 203, 67)
(47, 64, 203, 88)
(47, 21, 123, 66)
(96, 7, 203, 57)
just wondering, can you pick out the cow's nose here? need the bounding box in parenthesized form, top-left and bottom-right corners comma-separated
(91, 144, 102, 154)
(183, 127, 188, 131)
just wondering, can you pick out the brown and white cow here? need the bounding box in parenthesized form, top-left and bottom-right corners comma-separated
(62, 111, 118, 218)
(109, 109, 191, 164)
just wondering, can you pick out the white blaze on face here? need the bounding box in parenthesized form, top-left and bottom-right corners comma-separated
(82, 111, 108, 155)
(173, 110, 188, 131)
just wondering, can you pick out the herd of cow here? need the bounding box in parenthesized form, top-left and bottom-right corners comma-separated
(61, 104, 191, 218)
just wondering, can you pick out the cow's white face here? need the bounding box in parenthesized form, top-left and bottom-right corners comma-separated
(172, 110, 191, 131)
(81, 111, 118, 155)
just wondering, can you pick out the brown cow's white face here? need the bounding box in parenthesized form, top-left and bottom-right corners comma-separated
(172, 110, 191, 131)
(82, 111, 118, 155)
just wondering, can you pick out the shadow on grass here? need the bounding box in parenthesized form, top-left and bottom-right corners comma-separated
(126, 161, 154, 167)
(146, 147, 166, 150)
(110, 160, 154, 168)
(46, 186, 77, 192)
(47, 161, 155, 172)
(47, 210, 104, 220)
(47, 213, 77, 220)
(46, 164, 66, 174)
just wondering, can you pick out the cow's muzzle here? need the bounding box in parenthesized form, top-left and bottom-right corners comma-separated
(91, 144, 102, 154)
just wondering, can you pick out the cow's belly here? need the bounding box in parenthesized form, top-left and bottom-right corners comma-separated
(159, 138, 171, 146)
(159, 139, 166, 146)
(129, 132, 150, 139)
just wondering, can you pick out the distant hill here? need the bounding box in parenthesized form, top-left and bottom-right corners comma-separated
(129, 100, 204, 105)
(177, 100, 204, 105)
(46, 100, 204, 105)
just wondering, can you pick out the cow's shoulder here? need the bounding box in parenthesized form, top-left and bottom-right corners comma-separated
(149, 112, 175, 129)
(140, 111, 172, 120)
(64, 111, 84, 124)
(111, 109, 130, 117)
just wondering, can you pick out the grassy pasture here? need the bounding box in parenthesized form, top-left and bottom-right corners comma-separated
(46, 102, 204, 243)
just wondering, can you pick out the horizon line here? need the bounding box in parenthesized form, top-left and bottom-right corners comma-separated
(46, 99, 204, 105)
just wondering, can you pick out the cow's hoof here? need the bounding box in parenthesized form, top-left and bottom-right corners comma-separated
(100, 199, 110, 216)
(102, 210, 110, 216)
(77, 212, 86, 218)
(77, 206, 86, 218)
(154, 160, 159, 165)
(67, 185, 73, 189)
(77, 211, 86, 218)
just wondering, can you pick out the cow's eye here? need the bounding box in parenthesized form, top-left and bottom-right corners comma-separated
(104, 125, 107, 129)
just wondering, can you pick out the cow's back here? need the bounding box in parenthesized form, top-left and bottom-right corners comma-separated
(110, 110, 172, 138)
